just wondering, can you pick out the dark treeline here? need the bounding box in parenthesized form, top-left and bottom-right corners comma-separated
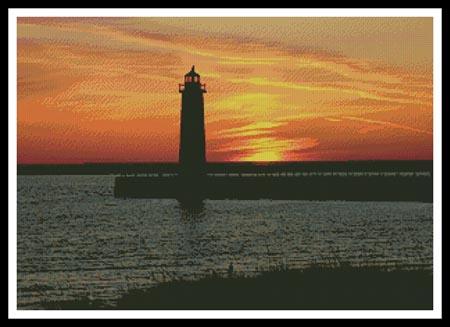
(18, 160, 433, 175)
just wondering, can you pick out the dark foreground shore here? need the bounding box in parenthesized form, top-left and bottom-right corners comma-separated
(40, 266, 433, 310)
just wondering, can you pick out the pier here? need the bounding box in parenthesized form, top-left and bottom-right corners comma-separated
(112, 160, 433, 202)
(113, 171, 432, 202)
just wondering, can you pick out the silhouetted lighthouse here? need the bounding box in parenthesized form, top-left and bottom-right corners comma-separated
(178, 66, 207, 179)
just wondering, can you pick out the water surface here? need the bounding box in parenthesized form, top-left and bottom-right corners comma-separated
(17, 175, 433, 308)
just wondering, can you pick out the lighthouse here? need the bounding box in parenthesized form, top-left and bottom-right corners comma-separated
(178, 66, 207, 179)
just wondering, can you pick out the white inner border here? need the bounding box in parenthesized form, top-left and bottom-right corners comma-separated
(8, 8, 443, 319)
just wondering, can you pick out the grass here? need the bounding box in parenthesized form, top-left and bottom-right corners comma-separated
(41, 265, 433, 310)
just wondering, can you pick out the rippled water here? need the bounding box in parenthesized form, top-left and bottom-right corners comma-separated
(17, 175, 433, 309)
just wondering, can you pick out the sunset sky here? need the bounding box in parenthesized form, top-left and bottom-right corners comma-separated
(17, 17, 433, 163)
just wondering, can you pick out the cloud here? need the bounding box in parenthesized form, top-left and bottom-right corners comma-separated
(217, 121, 285, 138)
(343, 116, 433, 136)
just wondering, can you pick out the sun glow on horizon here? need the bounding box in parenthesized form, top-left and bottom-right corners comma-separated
(243, 151, 284, 162)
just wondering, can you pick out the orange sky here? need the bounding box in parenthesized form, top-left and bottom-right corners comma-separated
(17, 17, 433, 163)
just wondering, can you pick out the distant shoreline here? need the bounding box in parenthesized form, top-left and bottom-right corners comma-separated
(17, 160, 433, 175)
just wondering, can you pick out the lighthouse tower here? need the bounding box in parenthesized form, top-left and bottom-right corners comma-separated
(178, 66, 207, 179)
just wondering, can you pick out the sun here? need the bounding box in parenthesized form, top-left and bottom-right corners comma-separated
(241, 150, 283, 162)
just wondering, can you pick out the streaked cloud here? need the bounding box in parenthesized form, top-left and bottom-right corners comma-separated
(343, 116, 433, 136)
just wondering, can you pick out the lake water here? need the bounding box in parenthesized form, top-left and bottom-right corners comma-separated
(17, 175, 433, 309)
